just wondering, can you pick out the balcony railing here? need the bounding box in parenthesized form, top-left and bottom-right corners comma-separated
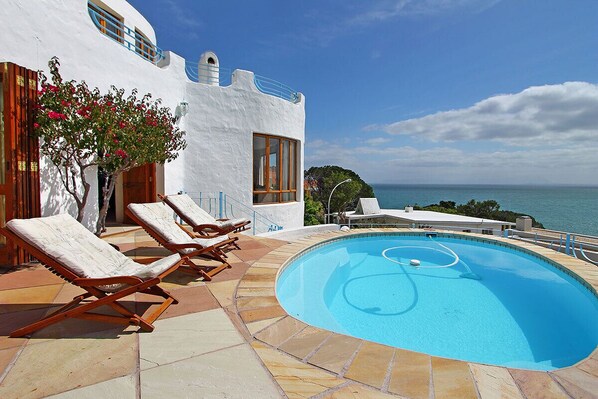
(88, 2, 300, 102)
(254, 74, 300, 103)
(185, 62, 300, 103)
(88, 1, 164, 64)
(184, 62, 232, 86)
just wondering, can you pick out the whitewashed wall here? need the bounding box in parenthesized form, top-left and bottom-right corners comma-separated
(0, 0, 305, 231)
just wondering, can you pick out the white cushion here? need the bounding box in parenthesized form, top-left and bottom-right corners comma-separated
(127, 202, 229, 255)
(166, 194, 249, 228)
(356, 198, 381, 215)
(5, 214, 181, 292)
(165, 194, 217, 226)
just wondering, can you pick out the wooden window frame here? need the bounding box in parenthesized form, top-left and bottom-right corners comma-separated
(253, 133, 297, 204)
(89, 2, 124, 44)
(135, 29, 156, 62)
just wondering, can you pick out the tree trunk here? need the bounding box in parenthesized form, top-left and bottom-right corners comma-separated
(95, 172, 118, 235)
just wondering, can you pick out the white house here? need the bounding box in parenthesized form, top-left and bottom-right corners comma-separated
(0, 0, 305, 237)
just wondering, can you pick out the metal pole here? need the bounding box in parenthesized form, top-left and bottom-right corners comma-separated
(327, 178, 351, 224)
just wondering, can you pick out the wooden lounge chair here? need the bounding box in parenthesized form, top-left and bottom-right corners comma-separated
(0, 214, 185, 338)
(126, 202, 237, 281)
(158, 193, 250, 238)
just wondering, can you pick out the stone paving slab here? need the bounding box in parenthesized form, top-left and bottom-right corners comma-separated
(139, 309, 244, 370)
(141, 344, 281, 398)
(46, 374, 137, 399)
(0, 329, 137, 399)
(252, 341, 345, 399)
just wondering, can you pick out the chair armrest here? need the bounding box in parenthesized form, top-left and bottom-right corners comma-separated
(73, 276, 144, 287)
(167, 243, 207, 250)
(192, 224, 233, 235)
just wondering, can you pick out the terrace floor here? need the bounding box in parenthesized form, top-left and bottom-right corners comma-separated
(0, 227, 596, 398)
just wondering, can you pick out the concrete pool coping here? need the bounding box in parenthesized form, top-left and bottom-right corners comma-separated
(236, 228, 598, 398)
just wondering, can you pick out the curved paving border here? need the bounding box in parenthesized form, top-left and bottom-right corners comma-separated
(236, 229, 598, 399)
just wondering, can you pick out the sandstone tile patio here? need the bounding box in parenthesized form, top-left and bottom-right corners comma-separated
(139, 309, 244, 370)
(239, 304, 287, 323)
(307, 334, 362, 374)
(46, 374, 137, 399)
(141, 344, 281, 398)
(237, 295, 280, 310)
(246, 316, 284, 335)
(388, 349, 431, 399)
(278, 326, 332, 360)
(1, 227, 597, 398)
(322, 384, 399, 398)
(508, 369, 569, 399)
(551, 367, 598, 399)
(0, 329, 137, 399)
(470, 363, 524, 399)
(252, 341, 345, 399)
(206, 278, 239, 307)
(344, 341, 394, 389)
(431, 357, 477, 399)
(254, 316, 306, 347)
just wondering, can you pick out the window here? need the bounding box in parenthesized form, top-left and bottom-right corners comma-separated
(253, 134, 297, 204)
(135, 29, 156, 62)
(88, 2, 124, 44)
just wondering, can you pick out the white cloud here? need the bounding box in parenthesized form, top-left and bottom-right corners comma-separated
(298, 0, 500, 47)
(305, 140, 598, 185)
(364, 137, 393, 146)
(375, 82, 598, 147)
(347, 0, 500, 26)
(163, 0, 202, 32)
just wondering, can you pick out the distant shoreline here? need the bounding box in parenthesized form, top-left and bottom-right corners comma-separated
(371, 183, 598, 188)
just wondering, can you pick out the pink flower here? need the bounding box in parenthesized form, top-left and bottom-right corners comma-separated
(47, 111, 67, 120)
(118, 121, 126, 128)
(114, 149, 128, 159)
(48, 85, 59, 93)
(33, 122, 40, 129)
(105, 153, 110, 158)
(61, 100, 70, 107)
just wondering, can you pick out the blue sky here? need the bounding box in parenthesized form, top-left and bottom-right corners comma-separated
(130, 0, 598, 185)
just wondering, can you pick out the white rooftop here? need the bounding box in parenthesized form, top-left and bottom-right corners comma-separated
(345, 208, 511, 227)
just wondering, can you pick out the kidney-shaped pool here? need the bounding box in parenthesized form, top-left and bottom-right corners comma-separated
(276, 233, 598, 370)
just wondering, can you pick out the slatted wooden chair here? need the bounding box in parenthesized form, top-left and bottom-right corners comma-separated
(0, 214, 185, 338)
(126, 202, 237, 281)
(158, 194, 250, 239)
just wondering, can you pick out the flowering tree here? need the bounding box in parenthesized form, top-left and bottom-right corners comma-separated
(95, 87, 186, 233)
(35, 57, 103, 223)
(36, 57, 187, 233)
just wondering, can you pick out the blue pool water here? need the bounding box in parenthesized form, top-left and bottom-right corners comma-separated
(276, 234, 598, 370)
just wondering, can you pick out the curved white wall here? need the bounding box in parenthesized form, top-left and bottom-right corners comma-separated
(0, 0, 305, 232)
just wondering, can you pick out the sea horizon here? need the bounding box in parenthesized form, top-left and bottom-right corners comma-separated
(370, 183, 598, 237)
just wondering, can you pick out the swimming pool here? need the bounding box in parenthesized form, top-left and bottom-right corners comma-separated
(276, 233, 598, 370)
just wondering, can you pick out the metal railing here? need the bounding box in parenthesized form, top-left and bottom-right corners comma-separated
(254, 74, 300, 103)
(88, 2, 164, 64)
(504, 229, 598, 266)
(181, 191, 283, 235)
(184, 62, 232, 86)
(88, 3, 300, 102)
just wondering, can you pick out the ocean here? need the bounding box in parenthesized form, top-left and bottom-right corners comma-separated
(371, 184, 598, 237)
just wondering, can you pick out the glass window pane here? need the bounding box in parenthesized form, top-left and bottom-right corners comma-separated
(269, 138, 279, 190)
(282, 140, 289, 190)
(254, 193, 277, 204)
(253, 136, 266, 191)
(282, 192, 295, 202)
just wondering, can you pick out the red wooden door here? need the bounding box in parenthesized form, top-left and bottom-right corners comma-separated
(122, 163, 156, 224)
(0, 63, 41, 266)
